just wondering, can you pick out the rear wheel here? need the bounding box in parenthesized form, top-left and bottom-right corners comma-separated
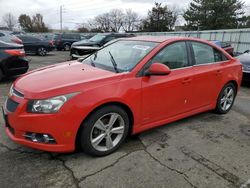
(37, 47, 47, 56)
(80, 105, 129, 156)
(215, 83, 236, 114)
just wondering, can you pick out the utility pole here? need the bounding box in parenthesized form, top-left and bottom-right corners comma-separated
(60, 5, 63, 33)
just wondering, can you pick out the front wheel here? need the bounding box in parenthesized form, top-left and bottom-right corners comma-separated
(215, 83, 236, 114)
(37, 47, 47, 56)
(80, 105, 129, 156)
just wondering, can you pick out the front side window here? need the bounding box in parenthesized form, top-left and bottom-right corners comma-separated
(150, 42, 189, 69)
(191, 42, 228, 65)
(82, 40, 158, 72)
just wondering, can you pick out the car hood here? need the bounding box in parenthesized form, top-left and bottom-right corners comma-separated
(72, 40, 99, 47)
(236, 53, 250, 65)
(14, 61, 123, 99)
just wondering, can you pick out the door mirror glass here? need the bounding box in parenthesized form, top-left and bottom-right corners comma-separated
(145, 63, 171, 76)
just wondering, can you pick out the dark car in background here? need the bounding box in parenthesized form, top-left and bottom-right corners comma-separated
(0, 40, 29, 81)
(70, 33, 135, 59)
(211, 41, 234, 56)
(236, 51, 250, 82)
(17, 35, 55, 56)
(0, 30, 23, 44)
(53, 33, 86, 51)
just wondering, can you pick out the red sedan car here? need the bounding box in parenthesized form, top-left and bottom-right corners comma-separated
(2, 36, 242, 156)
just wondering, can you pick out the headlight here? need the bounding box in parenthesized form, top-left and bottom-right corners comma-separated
(242, 64, 250, 72)
(27, 93, 78, 113)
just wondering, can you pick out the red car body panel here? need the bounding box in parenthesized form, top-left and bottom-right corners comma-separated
(3, 37, 242, 152)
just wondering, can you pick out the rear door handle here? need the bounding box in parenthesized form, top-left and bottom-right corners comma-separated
(182, 78, 192, 84)
(216, 70, 223, 75)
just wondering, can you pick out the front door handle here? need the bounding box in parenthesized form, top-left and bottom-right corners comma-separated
(182, 78, 192, 84)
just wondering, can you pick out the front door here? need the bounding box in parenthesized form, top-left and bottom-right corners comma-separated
(141, 41, 194, 125)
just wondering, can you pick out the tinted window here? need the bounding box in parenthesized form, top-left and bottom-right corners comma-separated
(192, 42, 228, 65)
(62, 34, 79, 39)
(150, 42, 189, 69)
(18, 36, 40, 42)
(0, 32, 4, 37)
(214, 49, 228, 62)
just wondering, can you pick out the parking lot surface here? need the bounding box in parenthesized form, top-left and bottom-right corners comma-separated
(0, 51, 250, 188)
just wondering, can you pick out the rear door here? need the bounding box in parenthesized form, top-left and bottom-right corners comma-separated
(20, 36, 40, 52)
(189, 41, 229, 108)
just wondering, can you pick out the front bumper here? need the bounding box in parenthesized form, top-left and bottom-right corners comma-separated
(2, 95, 82, 153)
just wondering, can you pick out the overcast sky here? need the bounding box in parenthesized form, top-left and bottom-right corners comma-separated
(0, 0, 250, 30)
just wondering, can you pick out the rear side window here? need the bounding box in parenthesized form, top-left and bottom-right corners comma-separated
(150, 42, 189, 69)
(62, 34, 79, 39)
(19, 36, 40, 42)
(191, 42, 228, 65)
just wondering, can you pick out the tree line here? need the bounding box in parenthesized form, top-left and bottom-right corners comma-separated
(78, 3, 178, 33)
(1, 0, 250, 33)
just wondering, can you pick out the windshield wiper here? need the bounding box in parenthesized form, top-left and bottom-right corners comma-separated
(90, 57, 96, 67)
(108, 51, 119, 73)
(89, 52, 97, 67)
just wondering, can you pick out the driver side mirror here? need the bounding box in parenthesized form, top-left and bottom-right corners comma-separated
(145, 63, 171, 76)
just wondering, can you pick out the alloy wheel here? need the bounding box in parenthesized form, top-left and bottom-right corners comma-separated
(38, 47, 47, 56)
(220, 86, 235, 111)
(90, 113, 125, 152)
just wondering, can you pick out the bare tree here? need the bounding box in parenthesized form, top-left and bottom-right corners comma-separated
(109, 9, 124, 32)
(91, 13, 112, 32)
(2, 13, 17, 30)
(123, 9, 140, 32)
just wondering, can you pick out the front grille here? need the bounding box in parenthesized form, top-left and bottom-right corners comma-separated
(6, 98, 19, 112)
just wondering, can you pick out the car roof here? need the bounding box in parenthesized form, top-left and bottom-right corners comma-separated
(96, 33, 134, 36)
(122, 35, 187, 43)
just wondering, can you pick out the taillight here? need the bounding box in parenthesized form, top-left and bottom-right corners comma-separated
(4, 49, 25, 57)
(11, 38, 23, 44)
(49, 40, 54, 45)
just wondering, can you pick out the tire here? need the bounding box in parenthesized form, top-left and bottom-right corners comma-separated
(80, 105, 130, 156)
(64, 43, 71, 51)
(37, 47, 47, 56)
(215, 83, 236, 114)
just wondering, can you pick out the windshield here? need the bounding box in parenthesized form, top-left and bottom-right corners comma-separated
(89, 34, 107, 42)
(82, 40, 158, 72)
